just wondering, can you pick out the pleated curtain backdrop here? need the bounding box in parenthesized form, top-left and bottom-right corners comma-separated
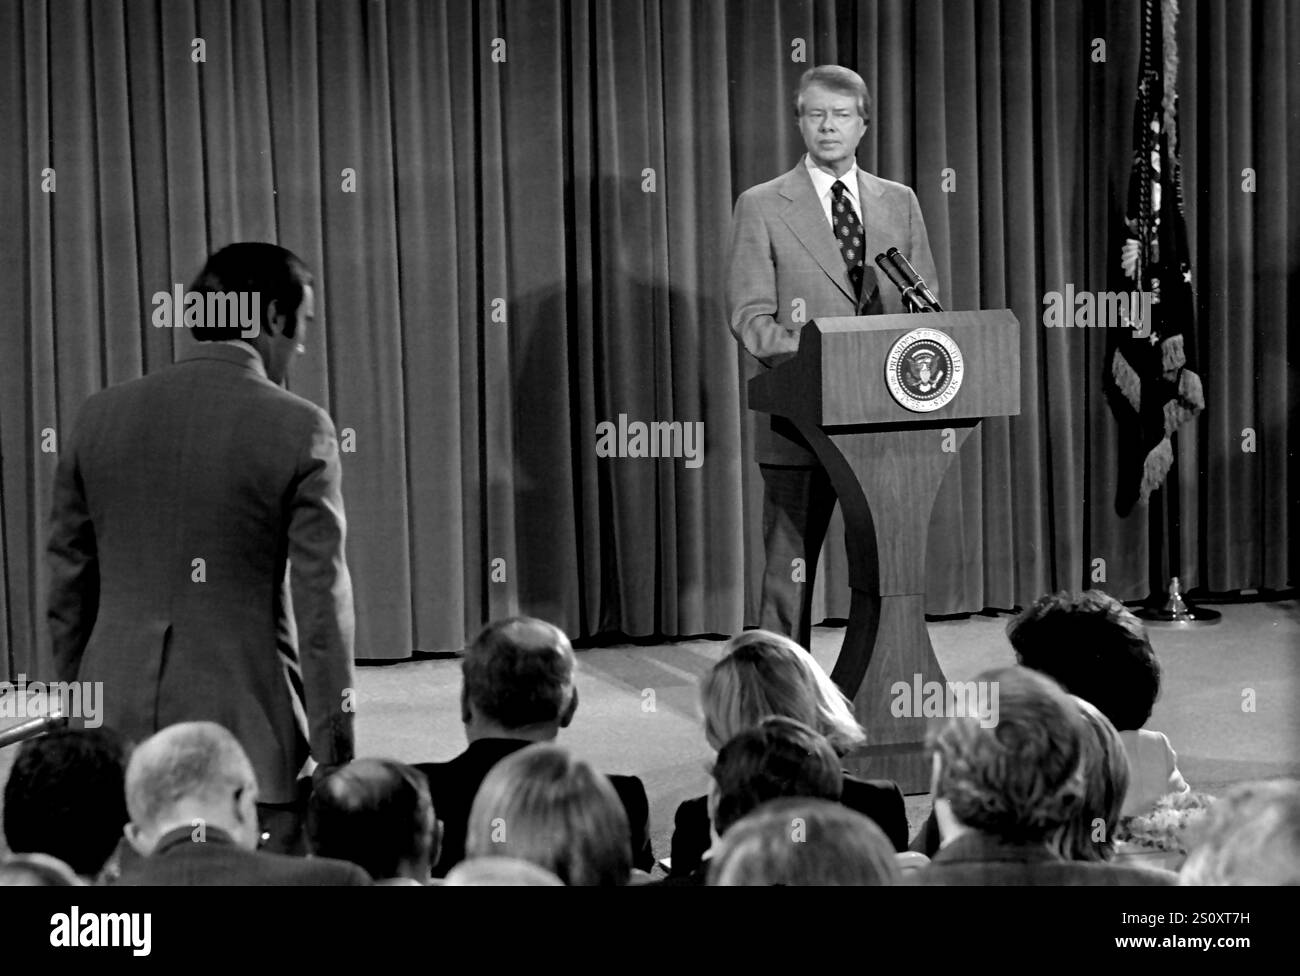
(0, 0, 1294, 675)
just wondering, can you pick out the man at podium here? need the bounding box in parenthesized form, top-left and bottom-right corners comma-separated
(727, 65, 940, 649)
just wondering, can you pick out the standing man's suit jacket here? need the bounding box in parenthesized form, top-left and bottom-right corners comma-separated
(47, 341, 356, 803)
(727, 157, 940, 464)
(416, 738, 654, 878)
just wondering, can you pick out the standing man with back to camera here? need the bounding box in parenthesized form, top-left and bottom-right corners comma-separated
(46, 242, 356, 854)
(728, 65, 941, 649)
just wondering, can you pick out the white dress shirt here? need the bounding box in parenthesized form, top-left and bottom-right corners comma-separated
(804, 154, 863, 230)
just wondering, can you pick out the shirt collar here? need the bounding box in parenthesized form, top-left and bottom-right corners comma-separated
(931, 831, 1061, 865)
(804, 154, 861, 209)
(151, 823, 238, 855)
(178, 339, 270, 381)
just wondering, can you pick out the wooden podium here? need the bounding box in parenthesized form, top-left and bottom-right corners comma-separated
(748, 310, 1020, 792)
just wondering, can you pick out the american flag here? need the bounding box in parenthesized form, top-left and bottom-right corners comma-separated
(1105, 0, 1204, 517)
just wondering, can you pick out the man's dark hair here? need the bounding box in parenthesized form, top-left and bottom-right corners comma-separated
(1007, 589, 1161, 730)
(711, 716, 843, 836)
(187, 242, 312, 342)
(2, 728, 129, 877)
(307, 759, 437, 880)
(461, 617, 575, 730)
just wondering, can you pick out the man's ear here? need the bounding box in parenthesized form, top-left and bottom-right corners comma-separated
(460, 686, 473, 726)
(263, 298, 285, 338)
(123, 822, 151, 858)
(559, 687, 578, 728)
(234, 785, 259, 828)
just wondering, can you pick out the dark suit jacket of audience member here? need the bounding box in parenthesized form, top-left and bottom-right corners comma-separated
(416, 738, 654, 877)
(910, 806, 942, 856)
(906, 833, 1178, 886)
(113, 825, 371, 886)
(669, 774, 908, 877)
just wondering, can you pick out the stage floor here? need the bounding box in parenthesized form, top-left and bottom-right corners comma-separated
(2, 600, 1295, 864)
(350, 599, 1300, 862)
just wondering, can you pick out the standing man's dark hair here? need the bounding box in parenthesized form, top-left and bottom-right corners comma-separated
(2, 728, 129, 881)
(188, 242, 313, 342)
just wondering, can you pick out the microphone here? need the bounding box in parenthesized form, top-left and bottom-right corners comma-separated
(0, 713, 67, 749)
(873, 252, 928, 313)
(884, 247, 943, 312)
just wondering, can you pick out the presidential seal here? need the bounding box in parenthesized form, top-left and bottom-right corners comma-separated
(884, 328, 964, 412)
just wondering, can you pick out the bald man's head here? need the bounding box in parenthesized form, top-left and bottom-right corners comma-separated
(124, 722, 260, 853)
(460, 617, 578, 740)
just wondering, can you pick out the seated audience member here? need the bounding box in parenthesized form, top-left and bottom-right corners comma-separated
(708, 798, 899, 886)
(464, 743, 632, 886)
(910, 590, 1190, 856)
(308, 759, 440, 885)
(0, 852, 84, 886)
(415, 616, 652, 877)
(911, 666, 1176, 886)
(114, 722, 370, 886)
(1055, 697, 1130, 862)
(1008, 590, 1188, 817)
(671, 629, 906, 877)
(1179, 779, 1300, 885)
(658, 716, 844, 886)
(443, 857, 564, 886)
(3, 727, 130, 883)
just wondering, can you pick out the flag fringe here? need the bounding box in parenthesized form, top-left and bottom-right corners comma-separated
(1139, 436, 1174, 505)
(1161, 367, 1204, 435)
(1178, 367, 1204, 411)
(1162, 0, 1180, 158)
(1111, 350, 1143, 412)
(1161, 333, 1185, 377)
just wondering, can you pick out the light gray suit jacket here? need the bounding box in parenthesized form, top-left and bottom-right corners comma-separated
(727, 157, 940, 464)
(47, 341, 355, 803)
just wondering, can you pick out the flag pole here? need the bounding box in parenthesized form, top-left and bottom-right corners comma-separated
(1125, 0, 1220, 628)
(1136, 431, 1220, 626)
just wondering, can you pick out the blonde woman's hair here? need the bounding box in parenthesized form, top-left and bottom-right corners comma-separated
(465, 744, 631, 886)
(701, 630, 866, 754)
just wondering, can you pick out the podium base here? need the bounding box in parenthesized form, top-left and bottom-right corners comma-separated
(843, 742, 932, 795)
